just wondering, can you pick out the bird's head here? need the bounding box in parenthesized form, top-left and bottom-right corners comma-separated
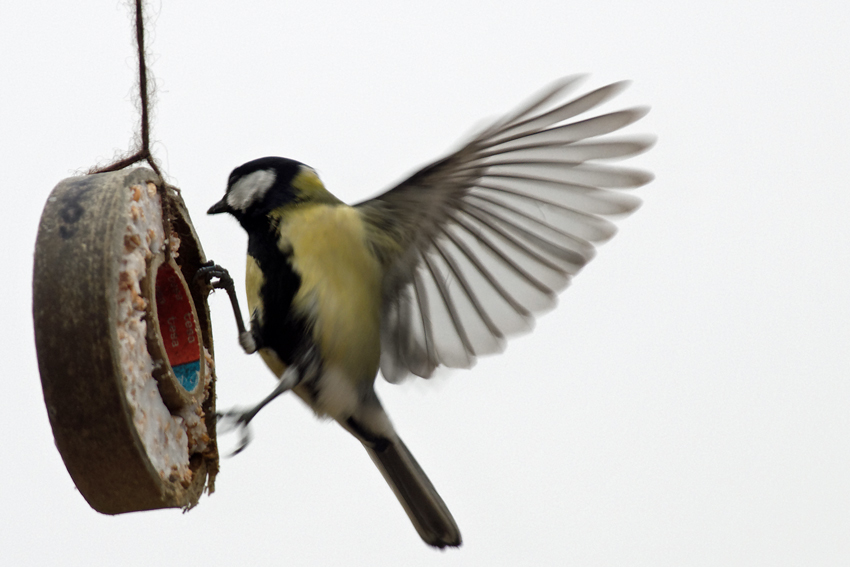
(208, 156, 338, 227)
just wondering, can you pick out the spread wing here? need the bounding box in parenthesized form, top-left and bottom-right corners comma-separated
(354, 76, 654, 382)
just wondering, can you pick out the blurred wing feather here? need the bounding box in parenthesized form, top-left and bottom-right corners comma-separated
(355, 78, 654, 382)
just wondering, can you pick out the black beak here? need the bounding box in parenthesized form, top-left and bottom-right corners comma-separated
(207, 196, 231, 215)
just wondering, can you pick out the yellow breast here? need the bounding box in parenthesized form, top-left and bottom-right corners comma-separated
(280, 204, 383, 382)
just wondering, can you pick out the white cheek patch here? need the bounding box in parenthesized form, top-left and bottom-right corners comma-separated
(227, 169, 277, 211)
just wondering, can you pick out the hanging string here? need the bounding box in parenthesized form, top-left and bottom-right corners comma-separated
(87, 0, 183, 261)
(89, 0, 167, 184)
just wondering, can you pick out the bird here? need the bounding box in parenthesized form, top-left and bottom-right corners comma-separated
(199, 76, 654, 548)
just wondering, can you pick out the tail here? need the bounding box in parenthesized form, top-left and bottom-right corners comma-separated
(364, 436, 462, 548)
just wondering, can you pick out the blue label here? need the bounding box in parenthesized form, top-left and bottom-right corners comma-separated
(172, 361, 200, 392)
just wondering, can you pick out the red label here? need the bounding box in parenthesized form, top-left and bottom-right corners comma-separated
(155, 264, 201, 372)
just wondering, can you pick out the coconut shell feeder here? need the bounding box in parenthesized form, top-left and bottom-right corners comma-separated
(31, 0, 224, 513)
(33, 167, 219, 513)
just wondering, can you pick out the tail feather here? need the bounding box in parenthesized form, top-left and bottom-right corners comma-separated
(365, 437, 462, 548)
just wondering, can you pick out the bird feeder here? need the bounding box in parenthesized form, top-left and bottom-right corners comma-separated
(33, 167, 218, 513)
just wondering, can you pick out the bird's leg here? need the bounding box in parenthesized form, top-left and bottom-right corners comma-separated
(217, 365, 303, 455)
(195, 260, 258, 354)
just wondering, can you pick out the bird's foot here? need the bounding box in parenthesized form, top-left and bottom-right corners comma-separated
(215, 407, 259, 456)
(194, 260, 234, 291)
(195, 260, 256, 354)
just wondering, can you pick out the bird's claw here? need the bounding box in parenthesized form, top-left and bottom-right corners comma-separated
(195, 260, 255, 352)
(216, 408, 256, 456)
(195, 260, 234, 290)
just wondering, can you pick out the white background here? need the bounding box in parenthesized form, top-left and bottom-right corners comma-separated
(3, 1, 849, 565)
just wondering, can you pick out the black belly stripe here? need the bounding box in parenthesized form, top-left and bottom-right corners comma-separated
(248, 229, 313, 367)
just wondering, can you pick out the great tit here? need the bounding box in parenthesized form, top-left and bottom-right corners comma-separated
(202, 76, 653, 548)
